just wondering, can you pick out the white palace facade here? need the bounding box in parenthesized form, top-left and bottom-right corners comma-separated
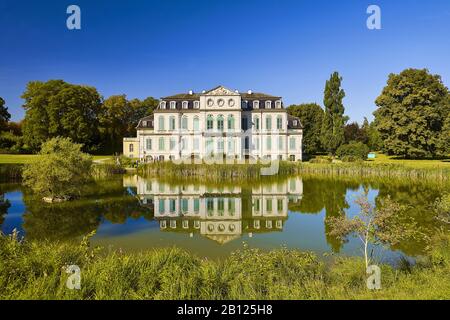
(123, 86, 303, 161)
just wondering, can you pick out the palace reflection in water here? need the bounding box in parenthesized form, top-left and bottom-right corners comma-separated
(124, 176, 303, 244)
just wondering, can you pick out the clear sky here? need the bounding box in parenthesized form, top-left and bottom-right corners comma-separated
(1, 0, 449, 122)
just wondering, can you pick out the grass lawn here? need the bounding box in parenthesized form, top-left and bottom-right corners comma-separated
(0, 154, 113, 164)
(369, 152, 450, 169)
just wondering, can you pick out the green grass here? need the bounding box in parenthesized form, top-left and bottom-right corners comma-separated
(370, 153, 450, 169)
(1, 232, 449, 300)
(0, 154, 113, 164)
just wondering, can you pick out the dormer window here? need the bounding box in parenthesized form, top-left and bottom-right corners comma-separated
(265, 101, 272, 109)
(160, 101, 166, 109)
(241, 101, 248, 109)
(276, 100, 282, 109)
(182, 101, 188, 109)
(253, 101, 259, 109)
(170, 101, 176, 109)
(293, 120, 298, 126)
(194, 101, 200, 109)
(142, 121, 147, 127)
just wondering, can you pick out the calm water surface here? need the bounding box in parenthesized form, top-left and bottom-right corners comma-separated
(1, 175, 449, 263)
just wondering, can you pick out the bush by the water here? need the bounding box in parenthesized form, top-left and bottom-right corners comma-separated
(1, 232, 449, 300)
(336, 142, 370, 162)
(22, 137, 92, 201)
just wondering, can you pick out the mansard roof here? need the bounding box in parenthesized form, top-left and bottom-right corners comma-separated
(287, 115, 303, 129)
(136, 115, 154, 129)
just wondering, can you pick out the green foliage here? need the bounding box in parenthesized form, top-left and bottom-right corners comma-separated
(1, 233, 450, 300)
(321, 72, 347, 155)
(434, 193, 450, 224)
(22, 137, 93, 200)
(21, 80, 102, 153)
(287, 103, 324, 155)
(344, 121, 368, 145)
(336, 141, 370, 162)
(374, 69, 450, 159)
(0, 97, 11, 131)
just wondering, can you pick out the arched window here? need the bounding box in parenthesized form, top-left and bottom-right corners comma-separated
(169, 116, 176, 130)
(158, 116, 165, 131)
(266, 116, 272, 130)
(277, 116, 283, 130)
(265, 101, 272, 109)
(253, 101, 259, 109)
(207, 115, 214, 130)
(193, 116, 199, 131)
(182, 101, 188, 109)
(160, 101, 166, 109)
(170, 101, 176, 109)
(227, 115, 235, 130)
(217, 115, 224, 131)
(182, 116, 188, 130)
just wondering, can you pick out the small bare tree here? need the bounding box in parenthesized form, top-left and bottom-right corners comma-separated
(327, 195, 420, 268)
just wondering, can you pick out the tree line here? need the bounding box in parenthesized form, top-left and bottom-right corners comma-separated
(1, 68, 449, 159)
(287, 68, 449, 159)
(0, 80, 158, 154)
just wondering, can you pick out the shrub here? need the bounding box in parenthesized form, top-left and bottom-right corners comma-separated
(22, 137, 92, 200)
(336, 141, 370, 162)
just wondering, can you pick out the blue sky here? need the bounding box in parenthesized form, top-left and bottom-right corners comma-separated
(1, 0, 449, 122)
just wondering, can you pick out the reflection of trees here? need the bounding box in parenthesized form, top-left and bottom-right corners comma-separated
(375, 182, 449, 256)
(21, 178, 152, 241)
(0, 193, 11, 228)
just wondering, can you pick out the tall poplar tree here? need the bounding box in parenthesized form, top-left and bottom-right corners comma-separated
(321, 72, 347, 155)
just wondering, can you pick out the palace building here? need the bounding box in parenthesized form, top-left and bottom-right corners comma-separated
(123, 86, 303, 161)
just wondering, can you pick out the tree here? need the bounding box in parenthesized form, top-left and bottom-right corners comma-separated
(344, 122, 368, 144)
(287, 103, 323, 155)
(321, 72, 347, 155)
(0, 97, 11, 132)
(328, 195, 420, 268)
(336, 141, 370, 162)
(128, 97, 158, 136)
(365, 118, 383, 151)
(22, 137, 92, 201)
(21, 80, 102, 153)
(373, 69, 449, 159)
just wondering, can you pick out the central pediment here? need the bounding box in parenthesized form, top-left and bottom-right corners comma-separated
(203, 85, 239, 96)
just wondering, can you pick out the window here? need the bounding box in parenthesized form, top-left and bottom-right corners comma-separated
(266, 116, 272, 130)
(254, 137, 260, 151)
(290, 137, 296, 150)
(194, 199, 200, 212)
(228, 139, 235, 154)
(193, 117, 199, 131)
(181, 138, 187, 151)
(218, 199, 224, 212)
(242, 101, 248, 109)
(169, 116, 176, 130)
(169, 199, 176, 212)
(146, 138, 152, 150)
(245, 136, 250, 150)
(228, 199, 235, 214)
(206, 138, 213, 154)
(129, 144, 134, 153)
(170, 101, 176, 109)
(265, 101, 272, 109)
(278, 136, 283, 150)
(182, 101, 188, 109)
(158, 116, 165, 131)
(277, 116, 283, 130)
(182, 199, 188, 212)
(159, 137, 165, 151)
(159, 199, 165, 214)
(253, 101, 259, 109)
(266, 199, 273, 212)
(242, 117, 248, 130)
(142, 121, 147, 127)
(293, 120, 298, 126)
(217, 139, 224, 153)
(207, 115, 214, 130)
(207, 198, 214, 213)
(170, 138, 176, 151)
(276, 100, 282, 109)
(277, 199, 283, 212)
(194, 101, 200, 109)
(182, 116, 188, 130)
(160, 101, 166, 109)
(217, 115, 224, 131)
(193, 138, 199, 151)
(254, 199, 260, 212)
(254, 117, 260, 130)
(266, 136, 272, 150)
(227, 115, 235, 130)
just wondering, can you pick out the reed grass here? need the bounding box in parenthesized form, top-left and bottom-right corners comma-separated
(1, 232, 449, 300)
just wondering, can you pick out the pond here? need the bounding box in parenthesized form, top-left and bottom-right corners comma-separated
(1, 175, 449, 263)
